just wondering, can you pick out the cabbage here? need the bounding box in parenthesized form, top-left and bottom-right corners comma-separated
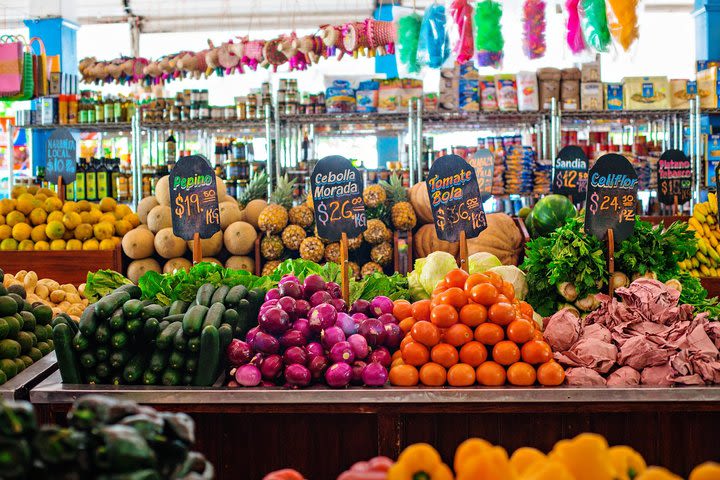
(468, 252, 502, 274)
(408, 269, 429, 301)
(417, 252, 458, 297)
(487, 265, 528, 301)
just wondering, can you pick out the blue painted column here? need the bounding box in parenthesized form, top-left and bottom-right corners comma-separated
(694, 0, 720, 61)
(374, 4, 400, 170)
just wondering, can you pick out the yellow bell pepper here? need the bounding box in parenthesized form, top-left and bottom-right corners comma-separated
(635, 466, 682, 480)
(454, 438, 493, 474)
(548, 433, 616, 480)
(690, 462, 720, 480)
(387, 443, 454, 480)
(510, 447, 546, 475)
(521, 458, 575, 480)
(609, 446, 647, 480)
(456, 446, 518, 480)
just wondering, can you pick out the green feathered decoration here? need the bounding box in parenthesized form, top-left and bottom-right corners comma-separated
(580, 0, 611, 52)
(473, 0, 504, 67)
(398, 13, 422, 73)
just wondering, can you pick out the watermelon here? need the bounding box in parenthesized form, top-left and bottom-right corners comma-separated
(529, 195, 577, 237)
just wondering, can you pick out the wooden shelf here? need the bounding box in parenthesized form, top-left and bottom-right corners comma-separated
(0, 246, 122, 285)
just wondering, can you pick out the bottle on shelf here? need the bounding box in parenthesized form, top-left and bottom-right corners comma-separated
(110, 157, 120, 200)
(74, 158, 86, 201)
(85, 158, 98, 201)
(166, 131, 177, 170)
(97, 157, 110, 199)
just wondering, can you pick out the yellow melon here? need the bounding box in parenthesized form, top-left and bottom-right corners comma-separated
(163, 257, 192, 274)
(244, 199, 267, 229)
(146, 205, 172, 234)
(154, 227, 187, 259)
(223, 221, 257, 255)
(127, 258, 161, 284)
(121, 228, 155, 259)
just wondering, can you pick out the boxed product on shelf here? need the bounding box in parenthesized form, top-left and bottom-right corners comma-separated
(438, 68, 459, 111)
(697, 60, 720, 72)
(605, 83, 623, 110)
(581, 82, 603, 111)
(356, 80, 379, 113)
(459, 63, 479, 112)
(424, 92, 438, 111)
(325, 80, 356, 113)
(537, 67, 561, 109)
(399, 79, 423, 108)
(516, 71, 539, 112)
(581, 59, 601, 83)
(707, 134, 720, 187)
(696, 67, 718, 108)
(495, 74, 518, 111)
(670, 79, 694, 109)
(561, 68, 581, 111)
(479, 75, 498, 111)
(623, 76, 671, 110)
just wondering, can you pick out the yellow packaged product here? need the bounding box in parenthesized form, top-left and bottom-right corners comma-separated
(670, 79, 690, 109)
(623, 77, 670, 110)
(696, 67, 718, 108)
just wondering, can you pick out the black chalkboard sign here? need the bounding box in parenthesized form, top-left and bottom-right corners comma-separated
(657, 149, 692, 206)
(552, 146, 588, 198)
(584, 153, 638, 245)
(426, 154, 487, 242)
(45, 128, 76, 185)
(169, 155, 221, 241)
(467, 148, 495, 196)
(310, 155, 367, 242)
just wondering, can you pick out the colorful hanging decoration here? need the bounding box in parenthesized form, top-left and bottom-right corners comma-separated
(417, 3, 450, 68)
(579, 0, 612, 52)
(397, 13, 423, 73)
(522, 0, 546, 59)
(565, 0, 585, 54)
(473, 0, 504, 68)
(449, 0, 475, 64)
(606, 0, 639, 51)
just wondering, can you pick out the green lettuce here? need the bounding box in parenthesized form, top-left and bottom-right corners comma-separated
(85, 270, 133, 303)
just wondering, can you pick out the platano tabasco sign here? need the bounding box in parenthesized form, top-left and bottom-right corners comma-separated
(169, 155, 221, 241)
(426, 154, 487, 242)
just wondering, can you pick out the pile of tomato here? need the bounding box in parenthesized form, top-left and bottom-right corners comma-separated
(388, 268, 565, 387)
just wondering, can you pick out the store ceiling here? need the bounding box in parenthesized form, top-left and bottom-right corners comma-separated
(0, 0, 695, 33)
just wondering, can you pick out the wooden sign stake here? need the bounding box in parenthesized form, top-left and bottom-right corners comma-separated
(568, 194, 573, 205)
(607, 228, 615, 297)
(459, 231, 469, 272)
(673, 195, 679, 215)
(57, 176, 65, 203)
(340, 232, 350, 304)
(193, 232, 202, 264)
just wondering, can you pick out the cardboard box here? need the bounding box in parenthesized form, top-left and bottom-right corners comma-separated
(605, 83, 623, 110)
(439, 68, 459, 111)
(697, 67, 718, 108)
(581, 82, 603, 111)
(622, 76, 670, 110)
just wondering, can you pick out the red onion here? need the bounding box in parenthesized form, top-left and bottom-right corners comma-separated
(321, 326, 346, 349)
(283, 346, 308, 366)
(279, 329, 306, 348)
(276, 296, 297, 316)
(369, 347, 392, 368)
(259, 308, 291, 335)
(235, 364, 262, 386)
(308, 355, 329, 379)
(306, 342, 324, 358)
(325, 362, 352, 388)
(383, 323, 403, 349)
(362, 362, 388, 387)
(335, 312, 358, 336)
(351, 313, 368, 323)
(377, 313, 396, 325)
(347, 334, 369, 360)
(370, 296, 394, 317)
(329, 341, 355, 364)
(279, 281, 303, 300)
(295, 300, 311, 319)
(359, 318, 386, 347)
(279, 274, 299, 285)
(264, 288, 281, 302)
(309, 290, 332, 306)
(245, 326, 260, 346)
(308, 304, 337, 333)
(226, 339, 252, 366)
(326, 282, 342, 299)
(285, 364, 311, 387)
(260, 354, 283, 380)
(330, 298, 347, 313)
(227, 380, 239, 388)
(351, 360, 367, 385)
(350, 299, 371, 315)
(303, 274, 326, 297)
(292, 318, 310, 339)
(253, 331, 280, 354)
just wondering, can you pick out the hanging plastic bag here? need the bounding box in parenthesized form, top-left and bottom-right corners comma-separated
(473, 0, 503, 68)
(579, 0, 612, 52)
(522, 0, 546, 60)
(565, 0, 585, 54)
(417, 3, 450, 69)
(396, 11, 423, 73)
(448, 0, 474, 64)
(606, 0, 639, 51)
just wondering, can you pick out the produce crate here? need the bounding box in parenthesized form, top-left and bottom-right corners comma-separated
(0, 247, 122, 286)
(0, 352, 57, 401)
(700, 277, 720, 298)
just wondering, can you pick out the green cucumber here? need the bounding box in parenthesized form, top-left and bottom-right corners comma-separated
(224, 285, 248, 308)
(141, 304, 165, 320)
(94, 291, 131, 320)
(96, 346, 109, 362)
(85, 374, 99, 384)
(162, 314, 184, 323)
(168, 300, 189, 316)
(210, 285, 230, 305)
(79, 352, 96, 369)
(202, 303, 225, 330)
(149, 351, 168, 373)
(125, 318, 143, 335)
(123, 353, 146, 384)
(195, 283, 216, 307)
(109, 308, 126, 331)
(95, 362, 110, 379)
(109, 350, 132, 369)
(143, 370, 158, 385)
(187, 336, 200, 353)
(156, 322, 181, 350)
(247, 288, 265, 321)
(33, 304, 53, 326)
(51, 314, 78, 334)
(184, 356, 198, 374)
(122, 299, 144, 318)
(173, 326, 187, 352)
(110, 332, 128, 349)
(78, 307, 98, 336)
(34, 324, 48, 343)
(158, 320, 169, 330)
(168, 350, 185, 370)
(53, 323, 82, 384)
(193, 325, 219, 387)
(235, 299, 251, 336)
(218, 323, 233, 351)
(116, 284, 142, 299)
(71, 331, 90, 352)
(161, 368, 181, 386)
(222, 308, 240, 331)
(142, 318, 160, 341)
(182, 305, 209, 336)
(95, 322, 111, 344)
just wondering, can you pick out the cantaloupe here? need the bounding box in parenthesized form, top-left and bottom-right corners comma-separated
(127, 258, 161, 284)
(244, 199, 267, 229)
(187, 230, 223, 257)
(154, 227, 187, 259)
(137, 196, 159, 224)
(202, 257, 222, 266)
(215, 177, 227, 199)
(121, 228, 155, 259)
(163, 257, 192, 274)
(224, 221, 257, 255)
(219, 201, 242, 230)
(220, 194, 236, 203)
(225, 255, 255, 272)
(155, 176, 170, 206)
(147, 205, 172, 233)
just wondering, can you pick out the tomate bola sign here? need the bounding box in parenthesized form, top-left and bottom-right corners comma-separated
(426, 154, 487, 242)
(169, 155, 221, 241)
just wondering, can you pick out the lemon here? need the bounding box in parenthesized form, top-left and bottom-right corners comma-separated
(0, 198, 15, 215)
(99, 213, 116, 224)
(47, 211, 63, 223)
(82, 239, 100, 250)
(88, 209, 102, 224)
(74, 223, 93, 241)
(61, 201, 77, 214)
(38, 187, 55, 198)
(44, 196, 63, 213)
(0, 225, 10, 240)
(76, 200, 92, 212)
(123, 213, 140, 228)
(113, 220, 132, 236)
(31, 225, 47, 242)
(62, 211, 81, 230)
(99, 238, 115, 250)
(66, 239, 82, 250)
(29, 207, 47, 226)
(50, 239, 66, 250)
(27, 185, 38, 195)
(11, 186, 26, 199)
(93, 221, 114, 240)
(6, 211, 25, 227)
(0, 238, 17, 251)
(62, 228, 74, 240)
(0, 215, 5, 226)
(111, 236, 122, 247)
(11, 223, 31, 242)
(45, 220, 66, 240)
(17, 239, 34, 251)
(34, 240, 49, 251)
(16, 193, 36, 215)
(99, 197, 117, 212)
(35, 193, 48, 202)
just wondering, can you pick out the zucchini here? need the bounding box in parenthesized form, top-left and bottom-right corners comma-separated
(109, 350, 132, 369)
(78, 307, 98, 336)
(168, 300, 189, 316)
(161, 368, 181, 386)
(187, 336, 200, 353)
(193, 325, 219, 386)
(142, 318, 160, 341)
(162, 314, 184, 324)
(110, 332, 129, 350)
(234, 299, 251, 337)
(96, 346, 109, 362)
(116, 284, 142, 299)
(142, 304, 165, 320)
(218, 323, 233, 351)
(109, 308, 126, 331)
(173, 326, 187, 352)
(52, 314, 78, 334)
(95, 323, 111, 344)
(158, 320, 169, 330)
(72, 331, 90, 352)
(168, 350, 185, 370)
(224, 285, 248, 308)
(185, 356, 198, 374)
(182, 305, 209, 337)
(143, 370, 158, 385)
(149, 350, 168, 373)
(94, 291, 131, 320)
(222, 308, 240, 331)
(53, 323, 82, 384)
(247, 288, 265, 322)
(122, 299, 144, 318)
(125, 318, 143, 335)
(210, 285, 230, 305)
(195, 283, 216, 307)
(95, 362, 110, 379)
(123, 353, 146, 384)
(157, 322, 181, 350)
(202, 303, 225, 330)
(80, 352, 96, 369)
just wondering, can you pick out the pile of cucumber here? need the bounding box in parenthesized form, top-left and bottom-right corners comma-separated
(0, 271, 55, 385)
(54, 282, 265, 386)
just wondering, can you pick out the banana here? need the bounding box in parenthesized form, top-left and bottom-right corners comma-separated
(708, 215, 716, 226)
(697, 251, 710, 265)
(689, 217, 703, 232)
(708, 247, 720, 263)
(709, 234, 718, 248)
(701, 265, 711, 276)
(713, 229, 720, 241)
(710, 193, 718, 214)
(704, 224, 713, 239)
(691, 269, 700, 278)
(711, 267, 718, 277)
(694, 211, 707, 224)
(692, 257, 700, 268)
(696, 203, 709, 217)
(697, 237, 709, 255)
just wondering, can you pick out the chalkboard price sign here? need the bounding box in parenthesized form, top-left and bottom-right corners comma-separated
(467, 148, 495, 196)
(552, 146, 588, 198)
(584, 153, 638, 245)
(169, 155, 221, 241)
(310, 155, 367, 242)
(45, 128, 77, 185)
(426, 154, 487, 242)
(657, 149, 692, 206)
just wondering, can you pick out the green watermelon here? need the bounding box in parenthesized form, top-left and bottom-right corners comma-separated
(529, 195, 577, 237)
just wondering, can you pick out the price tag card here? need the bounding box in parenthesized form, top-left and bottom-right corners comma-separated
(584, 153, 638, 245)
(45, 128, 77, 185)
(169, 155, 221, 241)
(310, 155, 367, 242)
(552, 146, 588, 198)
(467, 148, 495, 196)
(657, 149, 692, 206)
(426, 154, 487, 242)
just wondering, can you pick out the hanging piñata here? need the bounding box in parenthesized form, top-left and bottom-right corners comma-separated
(397, 13, 423, 73)
(565, 0, 585, 54)
(606, 0, 639, 51)
(417, 3, 450, 68)
(449, 0, 475, 64)
(473, 0, 504, 68)
(522, 0, 546, 59)
(579, 0, 612, 52)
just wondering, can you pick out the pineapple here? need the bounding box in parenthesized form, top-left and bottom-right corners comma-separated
(348, 261, 361, 280)
(363, 184, 387, 208)
(347, 235, 363, 251)
(281, 225, 306, 250)
(383, 226, 393, 243)
(299, 236, 325, 263)
(361, 262, 383, 277)
(380, 173, 416, 231)
(237, 173, 269, 208)
(305, 193, 314, 211)
(289, 205, 314, 228)
(258, 174, 295, 233)
(364, 219, 388, 245)
(371, 242, 393, 266)
(262, 260, 282, 276)
(261, 234, 284, 260)
(325, 242, 341, 264)
(270, 174, 296, 209)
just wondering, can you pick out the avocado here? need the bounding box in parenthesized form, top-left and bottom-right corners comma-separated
(7, 284, 25, 299)
(0, 358, 17, 379)
(0, 339, 21, 359)
(0, 296, 17, 316)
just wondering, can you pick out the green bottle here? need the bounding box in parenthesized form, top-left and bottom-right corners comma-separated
(110, 158, 120, 200)
(74, 158, 86, 201)
(86, 158, 97, 201)
(97, 157, 110, 200)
